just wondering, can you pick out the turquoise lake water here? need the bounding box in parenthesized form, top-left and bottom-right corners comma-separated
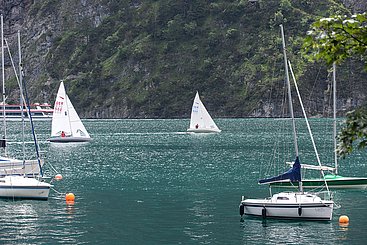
(0, 118, 366, 244)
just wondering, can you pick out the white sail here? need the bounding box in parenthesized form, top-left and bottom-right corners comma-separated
(51, 82, 70, 137)
(67, 94, 90, 138)
(50, 81, 91, 142)
(187, 92, 221, 133)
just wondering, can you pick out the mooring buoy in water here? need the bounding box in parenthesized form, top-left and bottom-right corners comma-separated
(55, 174, 63, 180)
(339, 215, 349, 224)
(65, 193, 75, 202)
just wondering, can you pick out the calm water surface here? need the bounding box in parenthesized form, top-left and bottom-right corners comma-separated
(0, 118, 366, 244)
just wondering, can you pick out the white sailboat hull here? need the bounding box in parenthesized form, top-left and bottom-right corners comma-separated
(49, 136, 92, 143)
(0, 176, 52, 200)
(239, 192, 333, 221)
(187, 128, 221, 133)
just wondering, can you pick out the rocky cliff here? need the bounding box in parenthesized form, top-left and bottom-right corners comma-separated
(0, 0, 366, 118)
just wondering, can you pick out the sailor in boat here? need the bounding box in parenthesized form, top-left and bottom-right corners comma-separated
(195, 124, 199, 129)
(61, 131, 66, 137)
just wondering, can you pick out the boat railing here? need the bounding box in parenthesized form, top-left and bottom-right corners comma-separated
(315, 190, 333, 201)
(286, 161, 336, 172)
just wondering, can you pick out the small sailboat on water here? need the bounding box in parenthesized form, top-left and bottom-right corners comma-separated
(187, 92, 221, 133)
(239, 25, 334, 221)
(49, 81, 91, 143)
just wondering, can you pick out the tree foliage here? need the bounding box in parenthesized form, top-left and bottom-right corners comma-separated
(303, 13, 367, 157)
(337, 108, 367, 158)
(303, 12, 367, 69)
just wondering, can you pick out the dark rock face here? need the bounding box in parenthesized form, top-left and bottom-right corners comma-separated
(0, 1, 366, 118)
(342, 0, 367, 12)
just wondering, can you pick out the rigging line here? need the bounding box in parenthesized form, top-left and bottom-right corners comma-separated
(64, 83, 73, 136)
(20, 69, 43, 177)
(306, 65, 322, 114)
(46, 159, 58, 174)
(280, 24, 298, 158)
(4, 38, 28, 117)
(4, 37, 61, 175)
(288, 60, 331, 195)
(5, 37, 28, 167)
(51, 187, 65, 195)
(4, 36, 26, 165)
(18, 31, 26, 165)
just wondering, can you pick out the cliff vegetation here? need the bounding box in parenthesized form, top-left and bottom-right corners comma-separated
(1, 0, 366, 118)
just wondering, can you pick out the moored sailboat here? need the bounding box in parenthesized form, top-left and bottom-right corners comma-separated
(239, 25, 334, 221)
(0, 16, 51, 200)
(240, 158, 334, 221)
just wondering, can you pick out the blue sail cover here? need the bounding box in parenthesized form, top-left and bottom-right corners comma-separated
(259, 157, 301, 184)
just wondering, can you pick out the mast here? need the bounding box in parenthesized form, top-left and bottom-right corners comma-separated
(18, 31, 26, 163)
(280, 24, 302, 192)
(1, 15, 7, 155)
(333, 63, 338, 175)
(280, 24, 299, 157)
(65, 88, 73, 136)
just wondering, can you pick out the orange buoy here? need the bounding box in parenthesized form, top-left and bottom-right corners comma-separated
(65, 193, 75, 202)
(339, 215, 349, 224)
(55, 174, 63, 180)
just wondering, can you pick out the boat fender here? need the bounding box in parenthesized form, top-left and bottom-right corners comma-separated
(298, 206, 302, 216)
(262, 207, 266, 219)
(0, 139, 6, 148)
(240, 204, 245, 216)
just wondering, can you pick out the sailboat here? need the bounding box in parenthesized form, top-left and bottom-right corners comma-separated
(187, 92, 221, 133)
(269, 64, 367, 189)
(239, 25, 334, 220)
(0, 16, 51, 200)
(49, 81, 91, 142)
